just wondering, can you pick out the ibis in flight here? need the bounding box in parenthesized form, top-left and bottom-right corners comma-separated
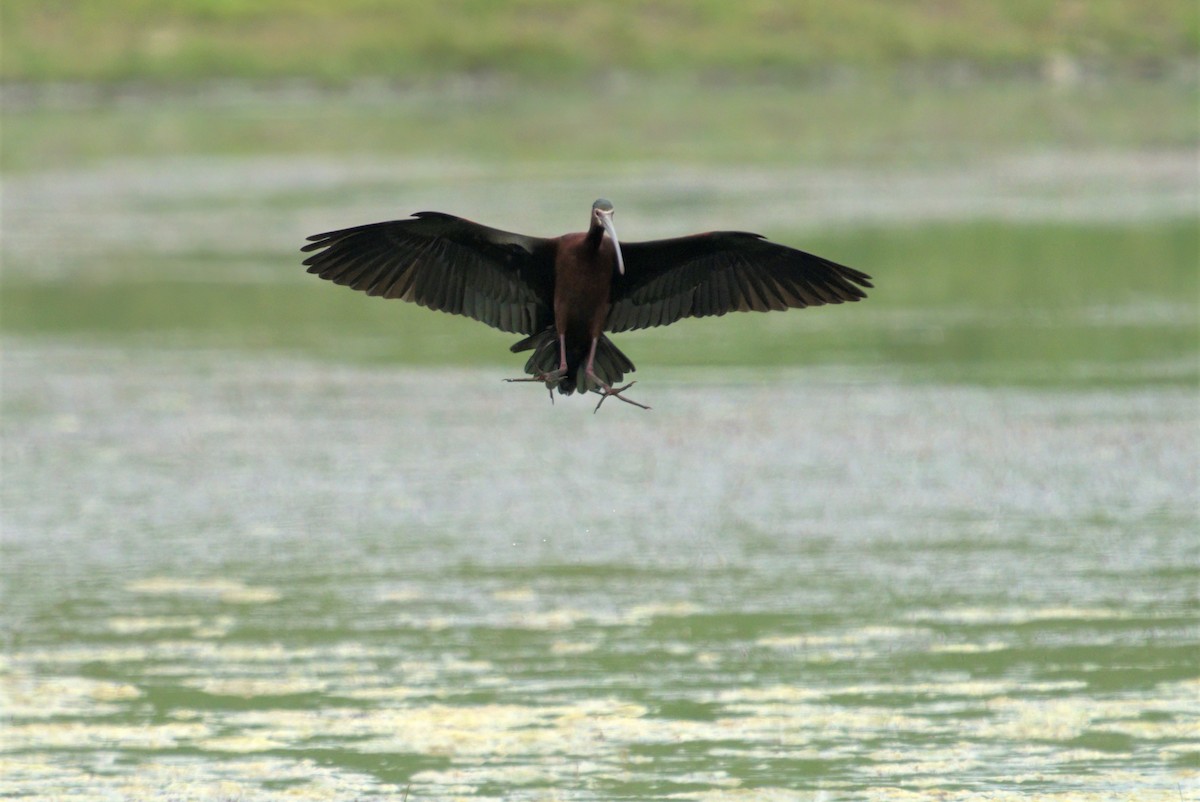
(302, 199, 872, 410)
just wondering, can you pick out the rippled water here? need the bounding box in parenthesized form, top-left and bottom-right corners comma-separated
(3, 342, 1196, 800)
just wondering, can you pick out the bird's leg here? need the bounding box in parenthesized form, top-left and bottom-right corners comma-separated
(585, 338, 650, 413)
(549, 333, 568, 381)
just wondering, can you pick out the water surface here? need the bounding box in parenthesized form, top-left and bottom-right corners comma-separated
(3, 343, 1196, 800)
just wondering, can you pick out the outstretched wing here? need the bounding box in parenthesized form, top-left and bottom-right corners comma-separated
(302, 212, 556, 334)
(606, 232, 872, 332)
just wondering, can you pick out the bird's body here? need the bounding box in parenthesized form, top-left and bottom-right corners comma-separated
(555, 231, 612, 358)
(302, 199, 872, 410)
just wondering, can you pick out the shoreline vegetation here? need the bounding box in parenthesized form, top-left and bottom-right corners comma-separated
(2, 1, 1197, 87)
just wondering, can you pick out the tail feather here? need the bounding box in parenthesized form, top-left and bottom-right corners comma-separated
(591, 335, 635, 388)
(510, 329, 635, 395)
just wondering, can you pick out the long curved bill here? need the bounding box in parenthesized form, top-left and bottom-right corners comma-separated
(599, 212, 625, 275)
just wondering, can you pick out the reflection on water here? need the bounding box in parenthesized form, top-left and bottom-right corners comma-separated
(2, 342, 1197, 800)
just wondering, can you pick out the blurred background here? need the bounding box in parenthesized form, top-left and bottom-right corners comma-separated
(3, 0, 1196, 377)
(2, 2, 1198, 800)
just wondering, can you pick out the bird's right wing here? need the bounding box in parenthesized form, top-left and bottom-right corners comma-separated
(302, 212, 556, 335)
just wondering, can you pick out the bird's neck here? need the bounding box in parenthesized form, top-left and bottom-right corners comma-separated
(585, 222, 606, 250)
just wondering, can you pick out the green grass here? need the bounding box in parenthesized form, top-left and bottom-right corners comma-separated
(3, 0, 1197, 83)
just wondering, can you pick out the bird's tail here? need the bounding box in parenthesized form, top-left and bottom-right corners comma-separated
(510, 329, 635, 395)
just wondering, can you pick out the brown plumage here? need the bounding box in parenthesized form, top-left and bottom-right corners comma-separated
(301, 199, 872, 410)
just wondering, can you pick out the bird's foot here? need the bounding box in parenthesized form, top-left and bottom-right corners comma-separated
(505, 369, 567, 403)
(505, 368, 566, 385)
(592, 380, 651, 413)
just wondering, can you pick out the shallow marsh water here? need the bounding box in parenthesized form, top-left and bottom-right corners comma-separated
(2, 343, 1197, 800)
(2, 81, 1199, 799)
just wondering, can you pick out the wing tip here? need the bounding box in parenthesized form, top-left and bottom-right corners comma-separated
(845, 267, 874, 288)
(301, 227, 355, 253)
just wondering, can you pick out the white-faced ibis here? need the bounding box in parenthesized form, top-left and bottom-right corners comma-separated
(302, 199, 872, 411)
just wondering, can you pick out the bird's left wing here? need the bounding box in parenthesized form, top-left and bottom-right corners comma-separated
(606, 231, 873, 332)
(302, 212, 556, 334)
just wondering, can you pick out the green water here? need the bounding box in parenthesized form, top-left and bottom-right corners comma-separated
(3, 345, 1197, 800)
(2, 81, 1198, 799)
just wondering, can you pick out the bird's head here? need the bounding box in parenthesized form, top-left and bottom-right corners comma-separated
(592, 198, 624, 275)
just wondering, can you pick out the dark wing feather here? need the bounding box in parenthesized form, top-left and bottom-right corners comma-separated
(606, 232, 873, 332)
(301, 212, 555, 335)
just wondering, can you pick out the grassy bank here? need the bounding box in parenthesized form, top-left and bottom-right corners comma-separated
(3, 0, 1197, 84)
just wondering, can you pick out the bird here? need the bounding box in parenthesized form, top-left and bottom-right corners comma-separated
(301, 199, 872, 411)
